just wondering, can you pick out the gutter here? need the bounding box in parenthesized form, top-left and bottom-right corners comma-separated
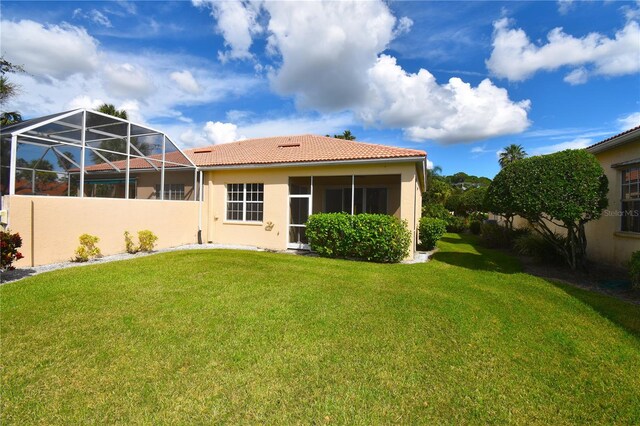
(586, 128, 640, 154)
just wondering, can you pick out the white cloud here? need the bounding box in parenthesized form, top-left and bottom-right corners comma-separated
(557, 0, 574, 15)
(426, 159, 434, 170)
(618, 111, 640, 130)
(0, 19, 99, 80)
(67, 95, 105, 110)
(203, 121, 243, 144)
(563, 67, 589, 85)
(530, 138, 592, 156)
(193, 0, 262, 62)
(197, 0, 530, 144)
(362, 55, 531, 143)
(89, 10, 112, 28)
(103, 63, 155, 99)
(486, 18, 640, 82)
(170, 70, 202, 95)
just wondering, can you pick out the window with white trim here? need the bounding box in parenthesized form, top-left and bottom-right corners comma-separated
(621, 166, 640, 233)
(226, 183, 264, 222)
(155, 183, 185, 200)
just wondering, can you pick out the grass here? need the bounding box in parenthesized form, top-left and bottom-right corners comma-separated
(1, 233, 639, 424)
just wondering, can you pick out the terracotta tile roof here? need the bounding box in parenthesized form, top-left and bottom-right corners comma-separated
(184, 134, 426, 167)
(586, 125, 640, 151)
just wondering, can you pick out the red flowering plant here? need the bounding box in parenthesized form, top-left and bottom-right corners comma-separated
(1, 230, 24, 271)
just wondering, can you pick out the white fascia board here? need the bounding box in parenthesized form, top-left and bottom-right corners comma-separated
(196, 156, 426, 171)
(586, 128, 640, 154)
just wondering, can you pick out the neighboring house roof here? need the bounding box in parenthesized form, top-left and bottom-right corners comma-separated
(586, 125, 640, 154)
(183, 134, 427, 167)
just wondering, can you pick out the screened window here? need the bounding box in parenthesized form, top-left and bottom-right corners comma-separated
(155, 184, 185, 200)
(326, 187, 388, 214)
(621, 166, 640, 233)
(226, 183, 264, 222)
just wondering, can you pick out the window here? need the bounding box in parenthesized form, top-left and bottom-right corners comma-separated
(226, 183, 264, 222)
(621, 166, 640, 232)
(155, 184, 185, 200)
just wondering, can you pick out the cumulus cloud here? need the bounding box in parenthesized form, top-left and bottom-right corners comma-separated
(618, 111, 640, 130)
(67, 95, 105, 110)
(487, 18, 640, 82)
(0, 19, 99, 80)
(199, 0, 530, 144)
(103, 63, 155, 98)
(203, 121, 243, 144)
(193, 0, 262, 62)
(362, 55, 531, 143)
(170, 70, 202, 94)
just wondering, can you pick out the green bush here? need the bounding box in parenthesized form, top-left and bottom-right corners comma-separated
(469, 220, 482, 235)
(1, 230, 24, 271)
(513, 232, 565, 264)
(306, 213, 411, 263)
(446, 216, 467, 233)
(138, 230, 158, 252)
(629, 251, 640, 289)
(422, 203, 451, 221)
(124, 231, 138, 254)
(74, 234, 101, 262)
(418, 217, 447, 251)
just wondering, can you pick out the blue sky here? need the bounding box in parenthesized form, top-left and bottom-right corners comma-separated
(2, 0, 639, 178)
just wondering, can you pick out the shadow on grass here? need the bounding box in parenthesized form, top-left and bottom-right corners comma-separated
(549, 280, 640, 340)
(432, 234, 521, 274)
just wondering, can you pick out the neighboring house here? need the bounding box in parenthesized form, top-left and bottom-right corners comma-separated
(584, 126, 640, 266)
(0, 110, 426, 266)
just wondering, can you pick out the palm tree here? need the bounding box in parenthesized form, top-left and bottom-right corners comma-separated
(97, 103, 128, 120)
(499, 144, 527, 168)
(326, 130, 356, 140)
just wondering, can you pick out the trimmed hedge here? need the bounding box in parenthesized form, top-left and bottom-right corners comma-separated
(306, 213, 411, 263)
(418, 217, 447, 251)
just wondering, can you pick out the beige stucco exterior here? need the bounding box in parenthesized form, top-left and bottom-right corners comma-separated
(3, 195, 204, 267)
(204, 161, 423, 258)
(584, 140, 640, 266)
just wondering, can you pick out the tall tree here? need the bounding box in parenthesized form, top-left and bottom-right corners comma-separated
(499, 144, 527, 168)
(91, 103, 151, 163)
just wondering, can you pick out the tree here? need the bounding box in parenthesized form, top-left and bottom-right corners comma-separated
(326, 130, 356, 140)
(486, 149, 608, 270)
(91, 103, 151, 163)
(499, 144, 527, 168)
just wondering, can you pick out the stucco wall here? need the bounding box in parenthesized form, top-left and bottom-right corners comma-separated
(584, 143, 640, 266)
(4, 195, 203, 267)
(204, 162, 421, 258)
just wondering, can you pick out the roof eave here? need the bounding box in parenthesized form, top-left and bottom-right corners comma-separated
(195, 156, 427, 171)
(586, 127, 640, 154)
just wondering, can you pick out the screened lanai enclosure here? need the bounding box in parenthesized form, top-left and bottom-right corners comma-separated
(0, 109, 198, 207)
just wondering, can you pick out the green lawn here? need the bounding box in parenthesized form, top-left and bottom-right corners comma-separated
(2, 234, 639, 424)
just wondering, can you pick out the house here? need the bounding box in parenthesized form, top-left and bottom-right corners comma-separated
(584, 126, 640, 266)
(0, 109, 426, 266)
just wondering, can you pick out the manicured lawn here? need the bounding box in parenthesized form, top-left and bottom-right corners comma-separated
(2, 234, 639, 424)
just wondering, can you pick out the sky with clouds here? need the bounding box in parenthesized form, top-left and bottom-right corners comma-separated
(1, 0, 639, 177)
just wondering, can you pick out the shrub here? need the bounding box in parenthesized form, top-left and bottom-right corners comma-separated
(422, 203, 451, 221)
(124, 231, 138, 254)
(469, 220, 482, 235)
(1, 230, 24, 271)
(74, 234, 101, 262)
(418, 217, 447, 251)
(446, 216, 467, 233)
(306, 213, 411, 263)
(629, 251, 640, 289)
(513, 232, 565, 264)
(137, 230, 158, 252)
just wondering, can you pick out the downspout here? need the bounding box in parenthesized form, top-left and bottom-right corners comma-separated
(197, 170, 203, 244)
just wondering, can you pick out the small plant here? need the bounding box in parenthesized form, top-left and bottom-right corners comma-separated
(469, 220, 482, 235)
(74, 234, 101, 262)
(137, 230, 158, 252)
(629, 251, 640, 289)
(1, 230, 24, 271)
(513, 232, 565, 265)
(418, 217, 447, 251)
(124, 231, 139, 254)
